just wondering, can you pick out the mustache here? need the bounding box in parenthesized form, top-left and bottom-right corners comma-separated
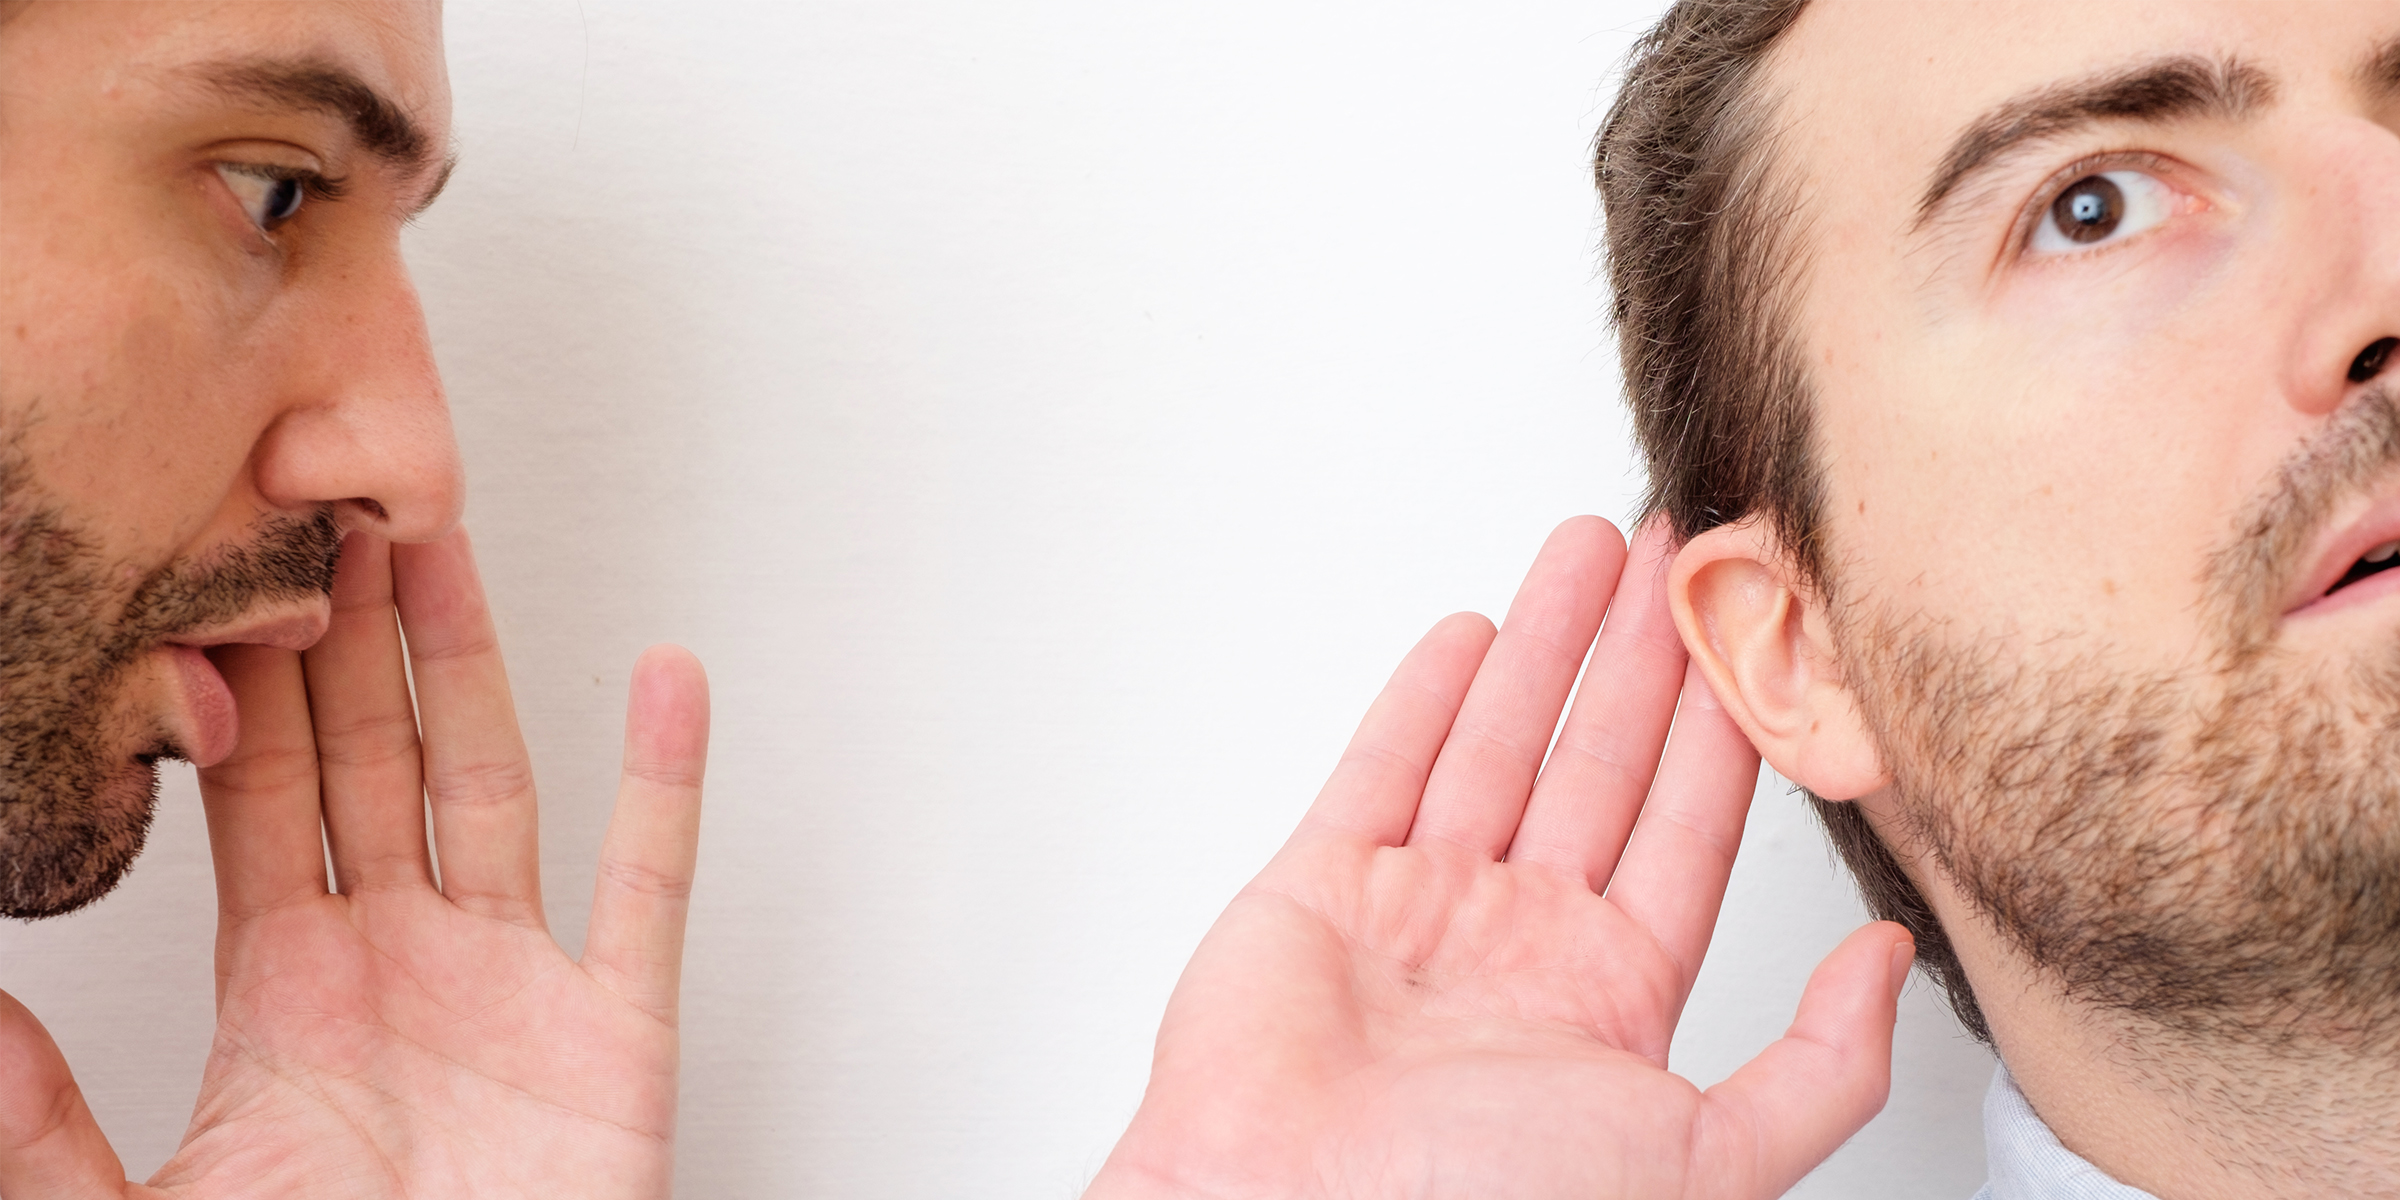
(103, 508, 344, 663)
(2207, 383, 2400, 655)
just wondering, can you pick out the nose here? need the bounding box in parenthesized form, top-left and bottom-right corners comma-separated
(249, 242, 466, 543)
(2283, 116, 2400, 416)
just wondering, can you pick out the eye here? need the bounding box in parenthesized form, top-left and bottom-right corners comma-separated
(214, 163, 311, 231)
(2030, 169, 2175, 254)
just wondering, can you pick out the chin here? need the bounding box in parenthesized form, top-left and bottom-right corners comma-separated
(0, 752, 163, 920)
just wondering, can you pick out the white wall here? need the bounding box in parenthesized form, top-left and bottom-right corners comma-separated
(0, 2, 1993, 1195)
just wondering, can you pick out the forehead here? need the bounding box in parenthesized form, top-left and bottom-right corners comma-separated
(19, 0, 450, 126)
(1764, 0, 2394, 221)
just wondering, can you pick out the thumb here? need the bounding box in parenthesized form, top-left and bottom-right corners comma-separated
(0, 988, 127, 1199)
(1692, 921, 1912, 1199)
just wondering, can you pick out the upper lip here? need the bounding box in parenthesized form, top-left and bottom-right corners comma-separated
(159, 597, 334, 653)
(2289, 485, 2400, 615)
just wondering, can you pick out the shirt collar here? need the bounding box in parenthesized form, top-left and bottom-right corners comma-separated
(1975, 1064, 2162, 1200)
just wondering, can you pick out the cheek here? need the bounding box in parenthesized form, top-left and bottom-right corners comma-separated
(1994, 221, 2250, 374)
(17, 285, 274, 561)
(1821, 265, 2280, 654)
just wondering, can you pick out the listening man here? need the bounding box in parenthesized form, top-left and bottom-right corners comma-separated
(1094, 1, 2400, 1197)
(0, 3, 710, 1195)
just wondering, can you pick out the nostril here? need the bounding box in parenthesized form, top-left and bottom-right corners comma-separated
(347, 497, 390, 522)
(2350, 336, 2400, 384)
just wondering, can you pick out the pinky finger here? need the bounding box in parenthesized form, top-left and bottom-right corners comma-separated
(581, 645, 710, 1026)
(1692, 922, 1913, 1199)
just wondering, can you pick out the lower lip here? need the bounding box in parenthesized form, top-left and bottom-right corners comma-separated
(164, 645, 239, 766)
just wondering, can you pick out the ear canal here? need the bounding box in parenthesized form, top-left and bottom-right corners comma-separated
(2348, 336, 2398, 384)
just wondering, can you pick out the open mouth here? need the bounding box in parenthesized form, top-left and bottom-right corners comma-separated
(2326, 539, 2400, 597)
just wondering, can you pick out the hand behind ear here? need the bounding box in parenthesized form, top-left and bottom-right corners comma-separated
(1670, 519, 1890, 802)
(1087, 517, 1913, 1200)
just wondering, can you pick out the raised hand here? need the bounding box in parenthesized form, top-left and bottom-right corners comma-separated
(0, 530, 708, 1199)
(1087, 517, 1912, 1200)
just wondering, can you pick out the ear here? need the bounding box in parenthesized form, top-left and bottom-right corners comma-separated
(1668, 520, 1889, 801)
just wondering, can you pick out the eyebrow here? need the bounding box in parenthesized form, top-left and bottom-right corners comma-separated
(193, 59, 455, 214)
(2361, 34, 2400, 98)
(1913, 55, 2272, 229)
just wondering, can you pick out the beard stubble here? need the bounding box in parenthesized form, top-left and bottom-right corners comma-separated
(1836, 385, 2400, 1049)
(0, 442, 341, 920)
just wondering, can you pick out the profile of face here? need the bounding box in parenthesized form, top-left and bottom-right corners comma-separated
(0, 1, 461, 918)
(1681, 0, 2400, 1046)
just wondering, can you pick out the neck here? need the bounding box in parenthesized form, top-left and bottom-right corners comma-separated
(1841, 780, 2400, 1197)
(1855, 792, 2400, 1198)
(1989, 983, 2400, 1199)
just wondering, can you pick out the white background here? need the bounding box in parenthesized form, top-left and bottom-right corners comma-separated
(0, 2, 1995, 1195)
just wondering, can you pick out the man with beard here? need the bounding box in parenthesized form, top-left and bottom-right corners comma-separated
(10, 0, 1872, 1197)
(1089, 0, 2400, 1197)
(0, 3, 712, 1195)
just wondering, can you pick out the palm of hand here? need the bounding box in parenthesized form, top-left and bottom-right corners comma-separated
(1144, 841, 1714, 1199)
(1095, 519, 1909, 1200)
(149, 893, 673, 1198)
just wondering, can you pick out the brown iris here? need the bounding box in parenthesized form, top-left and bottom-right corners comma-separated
(2051, 175, 2124, 244)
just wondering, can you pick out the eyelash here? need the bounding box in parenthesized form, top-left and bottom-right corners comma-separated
(2010, 150, 2185, 257)
(217, 161, 350, 237)
(250, 164, 349, 204)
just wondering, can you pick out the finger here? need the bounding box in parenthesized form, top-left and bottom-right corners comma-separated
(0, 989, 128, 1200)
(392, 530, 544, 927)
(1406, 517, 1624, 857)
(582, 645, 709, 1025)
(1604, 662, 1761, 996)
(1296, 612, 1496, 846)
(1696, 923, 1912, 1200)
(198, 644, 331, 928)
(1507, 517, 1684, 888)
(305, 533, 434, 895)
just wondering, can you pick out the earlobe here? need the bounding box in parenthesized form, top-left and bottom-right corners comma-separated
(1667, 521, 1889, 801)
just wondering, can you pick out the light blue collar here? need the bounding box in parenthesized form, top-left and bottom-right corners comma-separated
(1971, 1065, 2159, 1200)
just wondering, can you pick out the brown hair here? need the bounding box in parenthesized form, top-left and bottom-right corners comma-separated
(1594, 0, 1991, 1042)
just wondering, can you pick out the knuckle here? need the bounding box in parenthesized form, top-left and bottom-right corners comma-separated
(430, 755, 538, 809)
(622, 758, 703, 791)
(1556, 734, 1648, 790)
(407, 626, 500, 664)
(312, 706, 421, 752)
(597, 856, 693, 902)
(316, 735, 423, 774)
(205, 742, 323, 792)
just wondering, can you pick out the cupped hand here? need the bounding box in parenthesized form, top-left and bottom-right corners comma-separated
(0, 529, 708, 1199)
(1087, 517, 1911, 1200)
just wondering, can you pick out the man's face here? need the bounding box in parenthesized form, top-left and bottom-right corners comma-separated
(1769, 0, 2400, 1037)
(0, 1, 461, 917)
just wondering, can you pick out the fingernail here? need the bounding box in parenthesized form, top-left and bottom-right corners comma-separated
(1887, 941, 1916, 1001)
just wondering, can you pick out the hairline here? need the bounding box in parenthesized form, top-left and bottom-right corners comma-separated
(1654, 18, 1839, 594)
(1603, 0, 1995, 1039)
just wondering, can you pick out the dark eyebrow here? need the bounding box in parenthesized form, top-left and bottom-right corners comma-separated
(192, 58, 454, 211)
(1913, 55, 2272, 229)
(2361, 34, 2400, 98)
